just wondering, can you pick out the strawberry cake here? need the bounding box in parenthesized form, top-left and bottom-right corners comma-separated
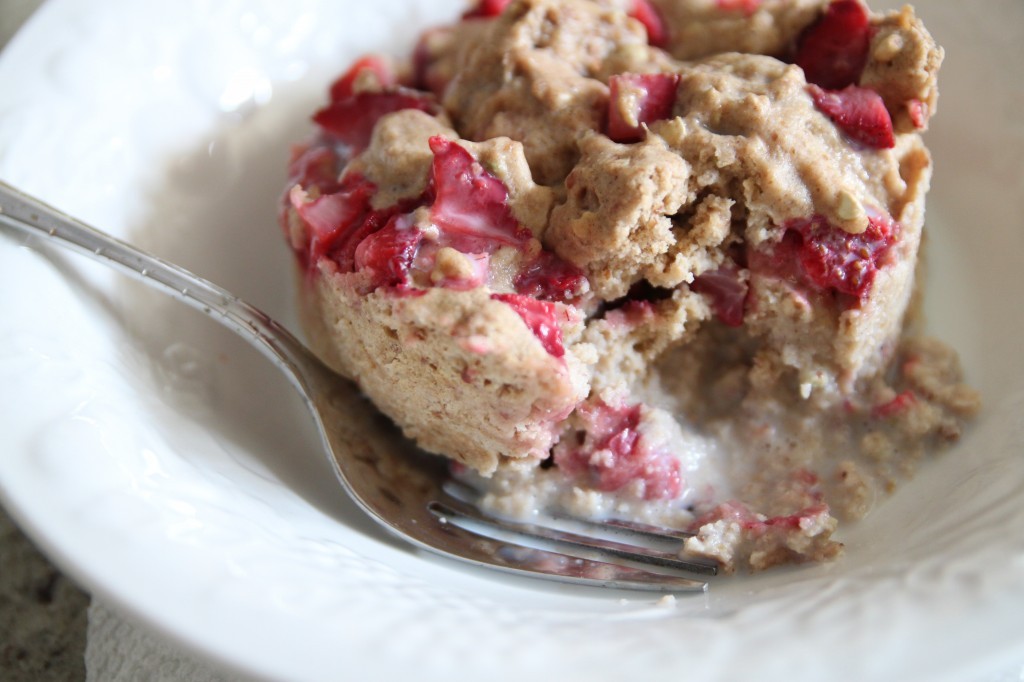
(279, 0, 979, 572)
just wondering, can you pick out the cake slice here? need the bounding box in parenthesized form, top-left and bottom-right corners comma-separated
(278, 0, 977, 572)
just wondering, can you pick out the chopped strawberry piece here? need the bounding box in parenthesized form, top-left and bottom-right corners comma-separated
(490, 293, 566, 357)
(288, 174, 376, 267)
(759, 504, 830, 531)
(872, 389, 917, 418)
(554, 401, 683, 500)
(628, 0, 669, 48)
(513, 251, 588, 303)
(424, 137, 590, 298)
(279, 139, 345, 233)
(328, 55, 396, 102)
(794, 0, 871, 90)
(716, 0, 762, 15)
(333, 204, 409, 274)
(285, 141, 343, 195)
(907, 98, 928, 129)
(354, 216, 423, 290)
(606, 73, 681, 143)
(632, 450, 684, 500)
(313, 90, 438, 154)
(462, 0, 513, 19)
(603, 299, 657, 327)
(286, 165, 433, 282)
(692, 266, 748, 327)
(809, 84, 895, 149)
(766, 213, 900, 301)
(289, 185, 362, 254)
(428, 136, 533, 249)
(794, 214, 898, 299)
(691, 500, 830, 533)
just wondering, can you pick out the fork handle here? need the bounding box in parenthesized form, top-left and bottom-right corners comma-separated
(0, 180, 320, 389)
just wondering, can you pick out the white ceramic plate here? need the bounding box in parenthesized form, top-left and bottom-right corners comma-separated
(1, 1, 1022, 680)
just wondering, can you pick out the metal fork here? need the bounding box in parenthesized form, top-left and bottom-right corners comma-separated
(0, 181, 715, 592)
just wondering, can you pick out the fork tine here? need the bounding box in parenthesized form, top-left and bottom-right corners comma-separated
(430, 496, 718, 576)
(422, 517, 708, 592)
(563, 516, 696, 542)
(442, 479, 695, 542)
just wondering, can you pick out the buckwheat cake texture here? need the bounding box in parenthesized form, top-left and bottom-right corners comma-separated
(279, 0, 979, 572)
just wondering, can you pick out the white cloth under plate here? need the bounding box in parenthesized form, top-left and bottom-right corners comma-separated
(86, 602, 240, 682)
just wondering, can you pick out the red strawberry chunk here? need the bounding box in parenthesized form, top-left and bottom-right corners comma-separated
(794, 215, 896, 299)
(606, 73, 681, 143)
(285, 141, 343, 196)
(809, 84, 895, 149)
(780, 213, 899, 300)
(628, 0, 669, 48)
(603, 299, 656, 328)
(758, 504, 831, 531)
(907, 98, 928, 129)
(872, 389, 917, 418)
(490, 293, 566, 358)
(462, 0, 513, 20)
(354, 215, 423, 290)
(287, 164, 432, 282)
(554, 401, 683, 500)
(795, 0, 871, 90)
(333, 203, 411, 275)
(288, 174, 376, 267)
(313, 90, 438, 155)
(428, 136, 533, 249)
(690, 500, 830, 534)
(716, 0, 762, 15)
(428, 137, 589, 300)
(691, 265, 748, 327)
(328, 55, 396, 102)
(513, 250, 588, 303)
(279, 139, 345, 236)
